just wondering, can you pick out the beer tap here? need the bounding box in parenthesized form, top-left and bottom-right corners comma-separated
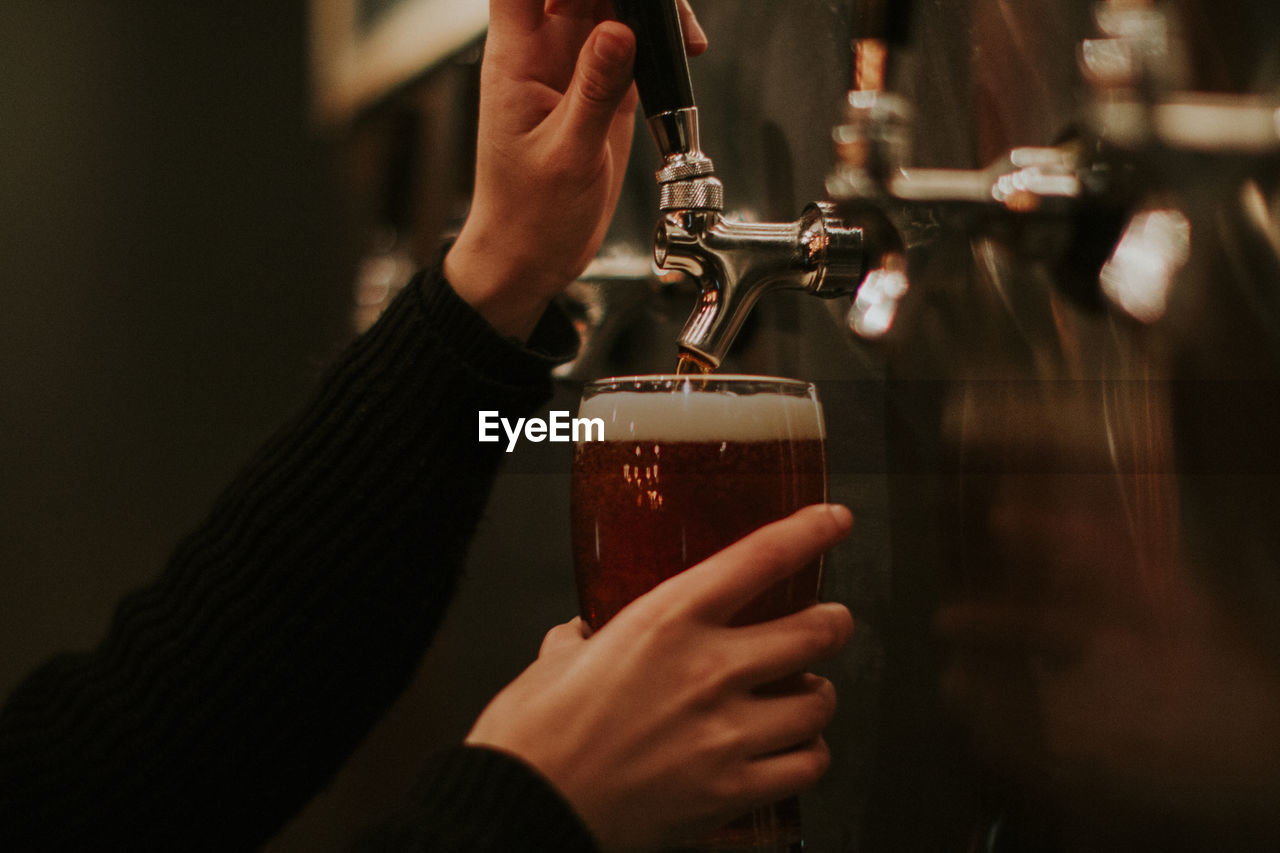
(612, 0, 869, 371)
(825, 0, 1280, 332)
(828, 0, 1146, 333)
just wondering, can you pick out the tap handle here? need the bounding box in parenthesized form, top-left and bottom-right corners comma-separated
(611, 0, 695, 118)
(854, 0, 913, 47)
(884, 0, 912, 47)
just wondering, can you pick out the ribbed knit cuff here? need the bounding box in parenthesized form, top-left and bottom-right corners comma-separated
(411, 263, 579, 389)
(357, 746, 599, 852)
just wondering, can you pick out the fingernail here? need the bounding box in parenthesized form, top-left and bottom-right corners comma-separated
(824, 504, 853, 531)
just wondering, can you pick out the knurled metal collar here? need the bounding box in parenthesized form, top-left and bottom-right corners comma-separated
(659, 177, 725, 211)
(656, 157, 717, 183)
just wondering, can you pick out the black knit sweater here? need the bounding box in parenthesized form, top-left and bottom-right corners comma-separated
(0, 263, 599, 853)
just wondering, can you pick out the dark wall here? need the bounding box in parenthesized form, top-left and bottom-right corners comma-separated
(0, 2, 351, 693)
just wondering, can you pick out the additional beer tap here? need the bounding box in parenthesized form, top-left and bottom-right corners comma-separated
(612, 0, 869, 371)
(610, 0, 1280, 364)
(826, 0, 1280, 332)
(829, 0, 1144, 332)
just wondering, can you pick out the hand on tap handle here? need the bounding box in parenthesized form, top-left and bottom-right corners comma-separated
(445, 0, 705, 342)
(610, 0, 698, 118)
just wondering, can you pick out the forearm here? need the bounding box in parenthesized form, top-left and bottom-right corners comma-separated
(0, 261, 577, 850)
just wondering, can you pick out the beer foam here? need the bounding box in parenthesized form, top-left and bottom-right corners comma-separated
(577, 384, 825, 443)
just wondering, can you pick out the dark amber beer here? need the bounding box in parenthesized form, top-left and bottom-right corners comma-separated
(570, 375, 827, 852)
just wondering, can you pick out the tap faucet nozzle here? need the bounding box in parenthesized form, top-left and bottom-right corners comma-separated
(657, 203, 867, 369)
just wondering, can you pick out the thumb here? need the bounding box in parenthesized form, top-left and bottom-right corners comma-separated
(539, 617, 591, 656)
(556, 21, 636, 157)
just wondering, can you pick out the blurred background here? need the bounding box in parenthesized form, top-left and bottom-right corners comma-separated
(0, 3, 351, 700)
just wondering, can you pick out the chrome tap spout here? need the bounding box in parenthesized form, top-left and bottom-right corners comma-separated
(655, 204, 867, 368)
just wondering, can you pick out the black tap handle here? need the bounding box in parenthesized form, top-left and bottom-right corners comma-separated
(854, 0, 913, 47)
(885, 0, 912, 47)
(611, 0, 695, 118)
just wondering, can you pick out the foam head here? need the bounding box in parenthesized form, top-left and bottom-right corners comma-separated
(577, 376, 825, 443)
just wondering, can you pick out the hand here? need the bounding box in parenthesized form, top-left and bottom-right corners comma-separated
(465, 504, 855, 852)
(445, 0, 707, 340)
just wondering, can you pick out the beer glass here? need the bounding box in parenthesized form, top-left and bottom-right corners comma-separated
(570, 374, 827, 852)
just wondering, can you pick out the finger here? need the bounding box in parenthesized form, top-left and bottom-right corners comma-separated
(545, 0, 605, 18)
(586, 0, 706, 54)
(553, 20, 637, 159)
(737, 737, 832, 804)
(539, 617, 589, 656)
(490, 0, 547, 36)
(676, 0, 708, 56)
(668, 505, 853, 625)
(722, 603, 854, 687)
(736, 674, 839, 759)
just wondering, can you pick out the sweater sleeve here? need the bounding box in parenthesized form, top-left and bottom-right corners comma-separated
(0, 262, 592, 852)
(353, 747, 598, 853)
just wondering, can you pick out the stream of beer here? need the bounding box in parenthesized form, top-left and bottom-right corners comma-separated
(675, 351, 714, 375)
